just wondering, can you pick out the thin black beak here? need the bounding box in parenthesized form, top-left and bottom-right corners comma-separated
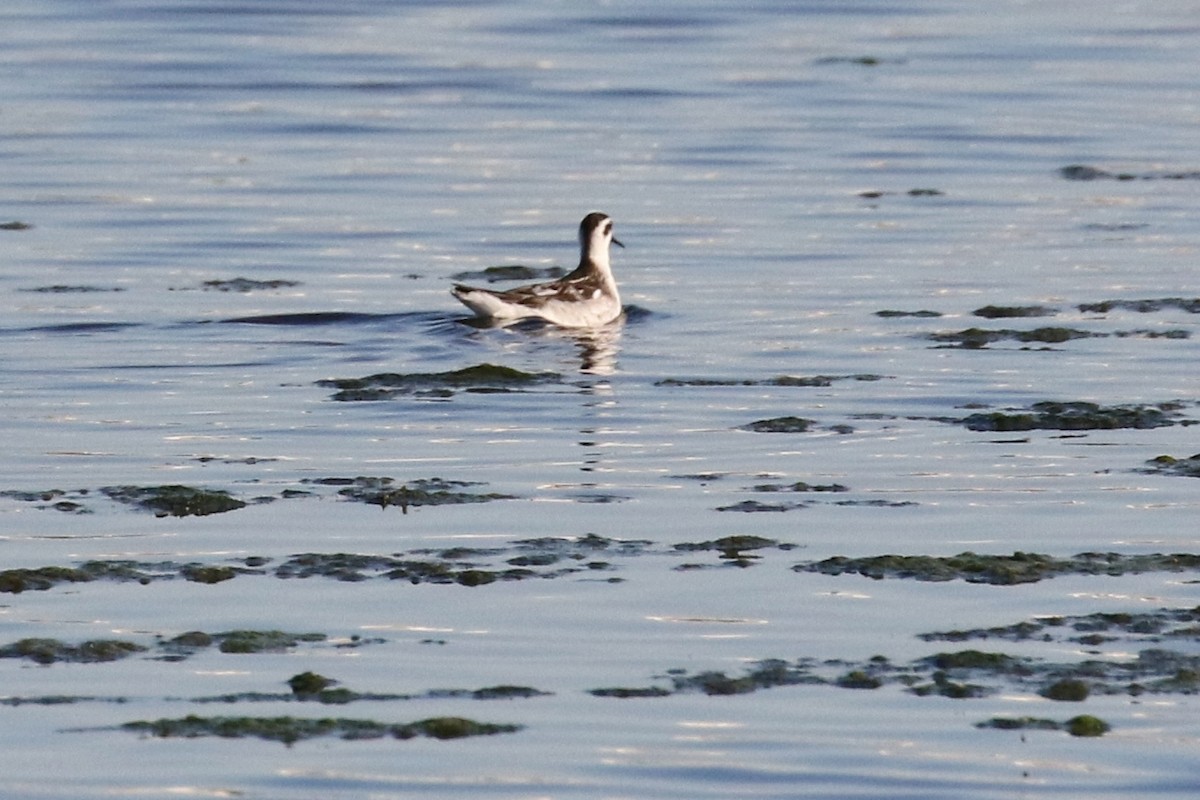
(612, 237, 625, 248)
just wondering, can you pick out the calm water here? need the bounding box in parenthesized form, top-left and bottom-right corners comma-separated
(3, 1, 1200, 797)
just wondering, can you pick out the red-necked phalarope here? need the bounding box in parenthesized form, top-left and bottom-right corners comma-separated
(452, 212, 624, 327)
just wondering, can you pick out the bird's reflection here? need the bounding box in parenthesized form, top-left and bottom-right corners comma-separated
(454, 313, 626, 484)
(457, 313, 624, 377)
(569, 318, 623, 377)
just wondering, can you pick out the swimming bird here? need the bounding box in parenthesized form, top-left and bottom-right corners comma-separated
(452, 212, 624, 327)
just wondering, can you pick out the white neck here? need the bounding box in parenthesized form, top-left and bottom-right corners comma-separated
(580, 233, 614, 278)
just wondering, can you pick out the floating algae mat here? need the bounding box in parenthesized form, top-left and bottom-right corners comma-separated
(926, 327, 1187, 349)
(110, 715, 522, 744)
(795, 551, 1200, 585)
(6, 547, 1200, 595)
(317, 363, 562, 400)
(945, 401, 1189, 432)
(0, 476, 516, 516)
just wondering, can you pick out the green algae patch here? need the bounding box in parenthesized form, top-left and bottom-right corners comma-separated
(0, 638, 147, 665)
(0, 488, 90, 513)
(200, 278, 300, 292)
(928, 326, 1094, 349)
(1066, 715, 1111, 737)
(930, 325, 1187, 348)
(288, 671, 337, 697)
(796, 551, 1200, 585)
(751, 481, 849, 493)
(715, 500, 805, 513)
(817, 55, 899, 67)
(909, 673, 991, 699)
(1141, 454, 1200, 478)
(278, 553, 449, 584)
(856, 187, 942, 198)
(431, 685, 550, 701)
(741, 416, 815, 433)
(673, 536, 787, 565)
(973, 305, 1059, 319)
(318, 363, 560, 401)
(180, 565, 238, 584)
(798, 552, 1061, 584)
(325, 476, 515, 511)
(0, 566, 95, 594)
(658, 374, 885, 388)
(589, 686, 673, 698)
(921, 605, 1200, 649)
(836, 670, 882, 689)
(411, 716, 522, 740)
(978, 715, 1114, 737)
(118, 714, 521, 744)
(1042, 679, 1090, 701)
(1079, 297, 1200, 314)
(717, 481, 880, 512)
(100, 485, 246, 517)
(667, 659, 827, 696)
(216, 630, 327, 654)
(955, 401, 1186, 432)
(976, 716, 1071, 732)
(1061, 164, 1200, 181)
(200, 679, 549, 706)
(21, 285, 123, 294)
(926, 650, 1025, 673)
(0, 560, 244, 595)
(1, 695, 112, 706)
(450, 265, 566, 283)
(6, 476, 512, 516)
(158, 631, 214, 660)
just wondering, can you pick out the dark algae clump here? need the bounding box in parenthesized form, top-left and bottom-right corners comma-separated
(0, 561, 164, 594)
(1066, 715, 1110, 737)
(3, 476, 516, 516)
(927, 327, 1186, 349)
(952, 401, 1186, 432)
(0, 566, 95, 594)
(796, 551, 1200, 585)
(1079, 297, 1200, 314)
(1141, 454, 1200, 478)
(0, 638, 147, 665)
(200, 278, 300, 292)
(180, 565, 238, 584)
(317, 363, 560, 400)
(673, 536, 790, 566)
(1061, 164, 1200, 181)
(750, 481, 849, 493)
(925, 650, 1025, 672)
(117, 714, 521, 744)
(977, 715, 1110, 737)
(100, 485, 246, 517)
(217, 630, 326, 654)
(972, 305, 1059, 319)
(1041, 679, 1090, 702)
(449, 265, 566, 283)
(836, 670, 882, 689)
(740, 416, 815, 433)
(928, 327, 1094, 348)
(657, 374, 885, 388)
(327, 476, 515, 511)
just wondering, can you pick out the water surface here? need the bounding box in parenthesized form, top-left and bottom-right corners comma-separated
(2, 1, 1200, 797)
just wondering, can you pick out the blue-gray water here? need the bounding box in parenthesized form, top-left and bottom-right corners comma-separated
(3, 1, 1200, 797)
